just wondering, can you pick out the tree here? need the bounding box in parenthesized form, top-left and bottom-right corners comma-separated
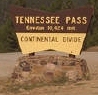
(83, 0, 98, 50)
(0, 0, 22, 52)
(11, 0, 26, 7)
(6, 20, 20, 52)
(88, 0, 98, 32)
(62, 0, 74, 9)
(48, 0, 74, 12)
(49, 0, 63, 12)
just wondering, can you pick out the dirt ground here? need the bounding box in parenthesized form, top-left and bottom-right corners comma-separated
(0, 51, 98, 95)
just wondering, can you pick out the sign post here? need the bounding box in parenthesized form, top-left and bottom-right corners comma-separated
(10, 5, 93, 55)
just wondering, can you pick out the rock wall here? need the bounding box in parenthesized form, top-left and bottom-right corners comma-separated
(12, 55, 89, 83)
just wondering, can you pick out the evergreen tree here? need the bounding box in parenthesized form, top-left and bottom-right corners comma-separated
(83, 0, 98, 50)
(6, 19, 20, 52)
(49, 0, 63, 12)
(62, 0, 74, 9)
(11, 0, 26, 7)
(49, 0, 74, 12)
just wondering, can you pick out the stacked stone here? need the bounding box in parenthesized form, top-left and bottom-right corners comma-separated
(12, 55, 89, 83)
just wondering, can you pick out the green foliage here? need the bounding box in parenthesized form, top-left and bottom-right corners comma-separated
(11, 0, 26, 7)
(0, 18, 20, 52)
(6, 19, 20, 52)
(48, 0, 74, 12)
(0, 24, 10, 52)
(83, 0, 98, 50)
(49, 0, 63, 12)
(83, 30, 98, 50)
(62, 0, 74, 9)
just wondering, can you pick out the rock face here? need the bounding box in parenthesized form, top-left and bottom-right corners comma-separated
(12, 55, 89, 83)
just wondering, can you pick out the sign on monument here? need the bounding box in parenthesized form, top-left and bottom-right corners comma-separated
(10, 5, 93, 55)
